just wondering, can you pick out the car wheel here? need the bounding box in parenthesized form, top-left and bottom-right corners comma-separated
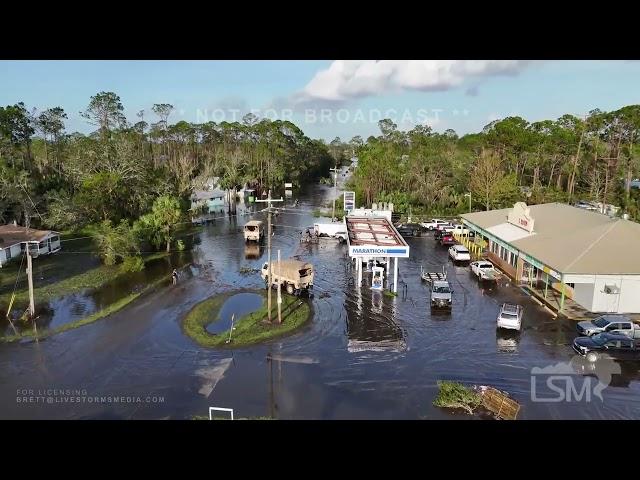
(286, 284, 294, 295)
(586, 352, 599, 363)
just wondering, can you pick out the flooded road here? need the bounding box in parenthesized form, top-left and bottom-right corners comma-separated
(2, 181, 640, 420)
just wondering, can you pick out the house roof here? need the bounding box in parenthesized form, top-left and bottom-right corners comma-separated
(462, 203, 640, 275)
(191, 189, 225, 201)
(0, 225, 58, 249)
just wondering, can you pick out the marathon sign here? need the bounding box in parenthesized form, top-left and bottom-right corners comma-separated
(349, 246, 409, 258)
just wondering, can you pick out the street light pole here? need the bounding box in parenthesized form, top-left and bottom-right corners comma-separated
(465, 193, 471, 213)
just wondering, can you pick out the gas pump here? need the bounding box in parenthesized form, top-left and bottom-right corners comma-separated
(371, 266, 384, 290)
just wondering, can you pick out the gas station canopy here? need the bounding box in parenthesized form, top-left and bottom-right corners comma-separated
(345, 217, 410, 258)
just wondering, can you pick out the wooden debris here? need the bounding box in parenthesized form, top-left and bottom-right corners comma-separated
(475, 385, 521, 420)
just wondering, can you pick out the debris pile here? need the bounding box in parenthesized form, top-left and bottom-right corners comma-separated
(433, 381, 521, 420)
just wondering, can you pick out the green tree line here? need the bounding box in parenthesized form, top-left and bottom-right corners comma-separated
(0, 92, 333, 267)
(349, 109, 640, 218)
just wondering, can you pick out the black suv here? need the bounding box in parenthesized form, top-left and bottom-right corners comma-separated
(395, 223, 425, 237)
(573, 333, 640, 362)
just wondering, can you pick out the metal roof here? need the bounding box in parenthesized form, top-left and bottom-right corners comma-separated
(0, 225, 59, 249)
(345, 217, 407, 247)
(462, 203, 640, 275)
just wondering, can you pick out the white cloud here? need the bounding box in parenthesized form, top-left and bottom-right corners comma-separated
(290, 60, 534, 106)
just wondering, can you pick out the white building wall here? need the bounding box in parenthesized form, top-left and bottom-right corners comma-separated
(617, 277, 640, 313)
(562, 273, 640, 314)
(572, 283, 595, 311)
(589, 275, 640, 314)
(49, 236, 61, 252)
(0, 244, 22, 266)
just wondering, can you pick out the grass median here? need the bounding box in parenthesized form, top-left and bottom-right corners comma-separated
(183, 290, 311, 348)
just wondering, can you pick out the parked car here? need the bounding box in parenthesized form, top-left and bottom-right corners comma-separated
(421, 219, 449, 231)
(470, 260, 498, 281)
(450, 224, 471, 236)
(396, 223, 425, 237)
(439, 232, 456, 246)
(574, 200, 598, 211)
(497, 303, 523, 331)
(573, 332, 640, 362)
(449, 245, 471, 262)
(576, 315, 640, 339)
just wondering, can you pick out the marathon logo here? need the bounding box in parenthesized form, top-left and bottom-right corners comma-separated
(351, 247, 407, 255)
(353, 248, 387, 254)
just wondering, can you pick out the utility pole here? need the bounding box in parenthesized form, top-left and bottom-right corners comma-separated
(465, 192, 471, 213)
(330, 165, 338, 222)
(26, 243, 35, 318)
(277, 249, 282, 324)
(256, 190, 283, 322)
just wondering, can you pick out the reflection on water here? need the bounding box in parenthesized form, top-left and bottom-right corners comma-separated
(206, 292, 263, 334)
(345, 283, 407, 353)
(244, 243, 263, 260)
(496, 330, 520, 353)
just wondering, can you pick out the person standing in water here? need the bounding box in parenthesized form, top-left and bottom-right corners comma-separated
(171, 269, 178, 285)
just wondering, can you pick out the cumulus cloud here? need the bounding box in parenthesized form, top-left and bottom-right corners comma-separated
(286, 60, 534, 108)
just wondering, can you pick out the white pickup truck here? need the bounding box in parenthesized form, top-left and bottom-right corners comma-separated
(421, 219, 449, 231)
(450, 224, 470, 235)
(470, 260, 498, 281)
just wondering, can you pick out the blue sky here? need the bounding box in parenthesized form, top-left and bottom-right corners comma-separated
(1, 60, 639, 141)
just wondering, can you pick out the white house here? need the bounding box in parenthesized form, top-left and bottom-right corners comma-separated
(0, 225, 61, 267)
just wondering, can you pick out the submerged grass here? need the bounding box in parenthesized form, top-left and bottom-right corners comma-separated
(0, 276, 167, 344)
(183, 290, 311, 348)
(0, 252, 170, 306)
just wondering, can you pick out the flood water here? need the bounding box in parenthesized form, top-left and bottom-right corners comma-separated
(1, 174, 640, 419)
(1, 253, 194, 336)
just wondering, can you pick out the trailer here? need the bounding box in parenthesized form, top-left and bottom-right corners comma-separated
(420, 265, 447, 283)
